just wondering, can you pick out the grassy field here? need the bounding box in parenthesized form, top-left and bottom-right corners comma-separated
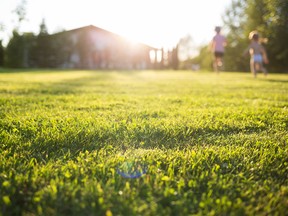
(0, 70, 287, 216)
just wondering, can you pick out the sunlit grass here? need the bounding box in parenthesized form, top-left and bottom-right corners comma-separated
(0, 70, 287, 215)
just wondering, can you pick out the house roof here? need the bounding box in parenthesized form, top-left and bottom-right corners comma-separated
(57, 25, 156, 50)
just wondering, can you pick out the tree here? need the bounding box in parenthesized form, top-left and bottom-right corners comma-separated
(222, 0, 249, 71)
(0, 40, 4, 66)
(171, 45, 179, 70)
(4, 0, 30, 68)
(13, 0, 27, 30)
(263, 0, 288, 71)
(39, 19, 48, 35)
(0, 23, 5, 66)
(177, 35, 196, 61)
(33, 19, 51, 67)
(191, 45, 213, 71)
(223, 0, 288, 72)
(5, 30, 24, 67)
(5, 30, 37, 68)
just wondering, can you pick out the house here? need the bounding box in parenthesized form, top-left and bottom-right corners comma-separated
(51, 25, 158, 69)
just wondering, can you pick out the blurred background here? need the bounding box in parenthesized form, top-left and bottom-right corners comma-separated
(0, 0, 287, 72)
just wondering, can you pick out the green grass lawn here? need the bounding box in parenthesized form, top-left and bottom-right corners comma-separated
(0, 70, 287, 216)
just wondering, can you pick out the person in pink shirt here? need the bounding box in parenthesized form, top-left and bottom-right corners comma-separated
(210, 26, 227, 73)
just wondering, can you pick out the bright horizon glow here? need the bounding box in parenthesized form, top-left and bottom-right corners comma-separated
(1, 0, 230, 51)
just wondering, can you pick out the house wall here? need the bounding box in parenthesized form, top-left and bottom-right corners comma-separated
(59, 26, 155, 70)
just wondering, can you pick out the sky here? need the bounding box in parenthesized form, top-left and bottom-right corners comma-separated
(0, 0, 231, 50)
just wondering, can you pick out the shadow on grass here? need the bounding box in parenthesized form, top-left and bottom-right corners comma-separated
(0, 68, 77, 73)
(19, 123, 269, 163)
(265, 79, 288, 83)
(0, 69, 109, 95)
(1, 70, 153, 96)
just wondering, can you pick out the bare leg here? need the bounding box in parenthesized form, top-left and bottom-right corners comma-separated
(214, 57, 222, 73)
(250, 60, 257, 78)
(213, 58, 218, 73)
(213, 60, 218, 72)
(260, 63, 268, 77)
(219, 57, 224, 71)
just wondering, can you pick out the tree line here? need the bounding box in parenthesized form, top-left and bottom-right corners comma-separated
(2, 20, 81, 69)
(1, 0, 287, 72)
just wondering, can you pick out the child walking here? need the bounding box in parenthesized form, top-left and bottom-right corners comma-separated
(243, 31, 269, 78)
